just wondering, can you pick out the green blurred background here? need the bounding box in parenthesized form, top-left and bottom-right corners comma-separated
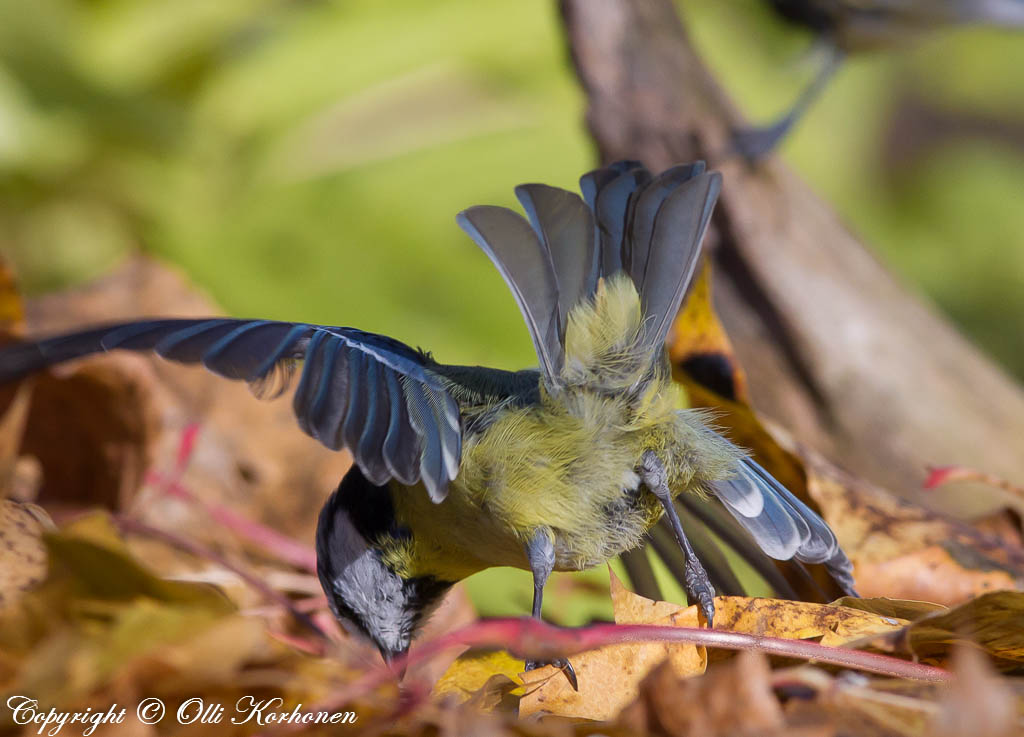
(1, 0, 1022, 622)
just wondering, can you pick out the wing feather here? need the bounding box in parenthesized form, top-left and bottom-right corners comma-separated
(0, 318, 461, 499)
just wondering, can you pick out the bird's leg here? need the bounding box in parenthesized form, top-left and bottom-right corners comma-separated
(640, 450, 716, 625)
(522, 528, 579, 690)
(730, 44, 845, 161)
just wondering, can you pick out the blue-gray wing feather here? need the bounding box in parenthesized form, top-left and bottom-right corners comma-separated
(0, 318, 461, 500)
(711, 451, 858, 595)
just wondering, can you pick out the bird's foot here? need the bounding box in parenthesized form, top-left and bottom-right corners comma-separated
(525, 657, 579, 691)
(684, 557, 716, 626)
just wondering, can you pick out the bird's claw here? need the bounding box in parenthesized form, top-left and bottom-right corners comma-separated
(685, 557, 716, 627)
(525, 657, 579, 691)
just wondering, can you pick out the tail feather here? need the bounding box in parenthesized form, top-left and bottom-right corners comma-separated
(636, 171, 721, 351)
(456, 205, 563, 381)
(590, 164, 651, 278)
(627, 163, 704, 287)
(514, 183, 598, 340)
(456, 160, 722, 383)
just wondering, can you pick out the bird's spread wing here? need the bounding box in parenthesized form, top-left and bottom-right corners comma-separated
(711, 453, 857, 594)
(0, 319, 461, 501)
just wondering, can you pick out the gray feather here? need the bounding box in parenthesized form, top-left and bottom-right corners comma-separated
(382, 369, 421, 485)
(457, 206, 562, 382)
(593, 166, 651, 278)
(402, 377, 446, 501)
(357, 359, 392, 485)
(515, 184, 598, 335)
(634, 170, 720, 351)
(627, 163, 705, 287)
(0, 318, 461, 498)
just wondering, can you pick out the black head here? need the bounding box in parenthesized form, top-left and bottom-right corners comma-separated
(315, 467, 452, 662)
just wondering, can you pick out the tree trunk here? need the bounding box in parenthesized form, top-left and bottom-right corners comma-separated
(560, 0, 1024, 518)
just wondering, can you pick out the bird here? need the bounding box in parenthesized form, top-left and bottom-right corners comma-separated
(0, 160, 857, 687)
(733, 0, 1024, 158)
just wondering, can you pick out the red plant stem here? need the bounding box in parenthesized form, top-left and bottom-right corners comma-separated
(924, 464, 1024, 501)
(260, 616, 951, 735)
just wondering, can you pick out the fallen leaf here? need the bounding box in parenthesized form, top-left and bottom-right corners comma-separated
(519, 570, 706, 721)
(709, 595, 909, 648)
(931, 646, 1019, 737)
(669, 260, 748, 404)
(806, 452, 1024, 605)
(434, 651, 524, 709)
(0, 499, 52, 608)
(619, 651, 786, 737)
(897, 591, 1024, 671)
(832, 596, 947, 621)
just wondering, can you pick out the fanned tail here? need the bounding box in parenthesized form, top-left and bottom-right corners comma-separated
(457, 161, 721, 386)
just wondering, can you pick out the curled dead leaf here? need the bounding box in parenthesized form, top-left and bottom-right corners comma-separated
(896, 591, 1024, 671)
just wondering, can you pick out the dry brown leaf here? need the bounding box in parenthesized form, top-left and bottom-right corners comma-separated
(619, 651, 788, 737)
(710, 596, 909, 648)
(971, 508, 1024, 550)
(518, 571, 914, 722)
(805, 453, 1024, 606)
(931, 646, 1021, 737)
(519, 570, 706, 721)
(832, 596, 947, 621)
(21, 358, 161, 511)
(895, 591, 1024, 671)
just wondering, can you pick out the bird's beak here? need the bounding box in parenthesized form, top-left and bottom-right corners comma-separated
(381, 646, 409, 681)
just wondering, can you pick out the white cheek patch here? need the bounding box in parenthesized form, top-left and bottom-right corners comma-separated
(322, 504, 415, 654)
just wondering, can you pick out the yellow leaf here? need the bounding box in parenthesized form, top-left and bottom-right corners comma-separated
(434, 651, 524, 709)
(709, 596, 908, 647)
(669, 259, 748, 403)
